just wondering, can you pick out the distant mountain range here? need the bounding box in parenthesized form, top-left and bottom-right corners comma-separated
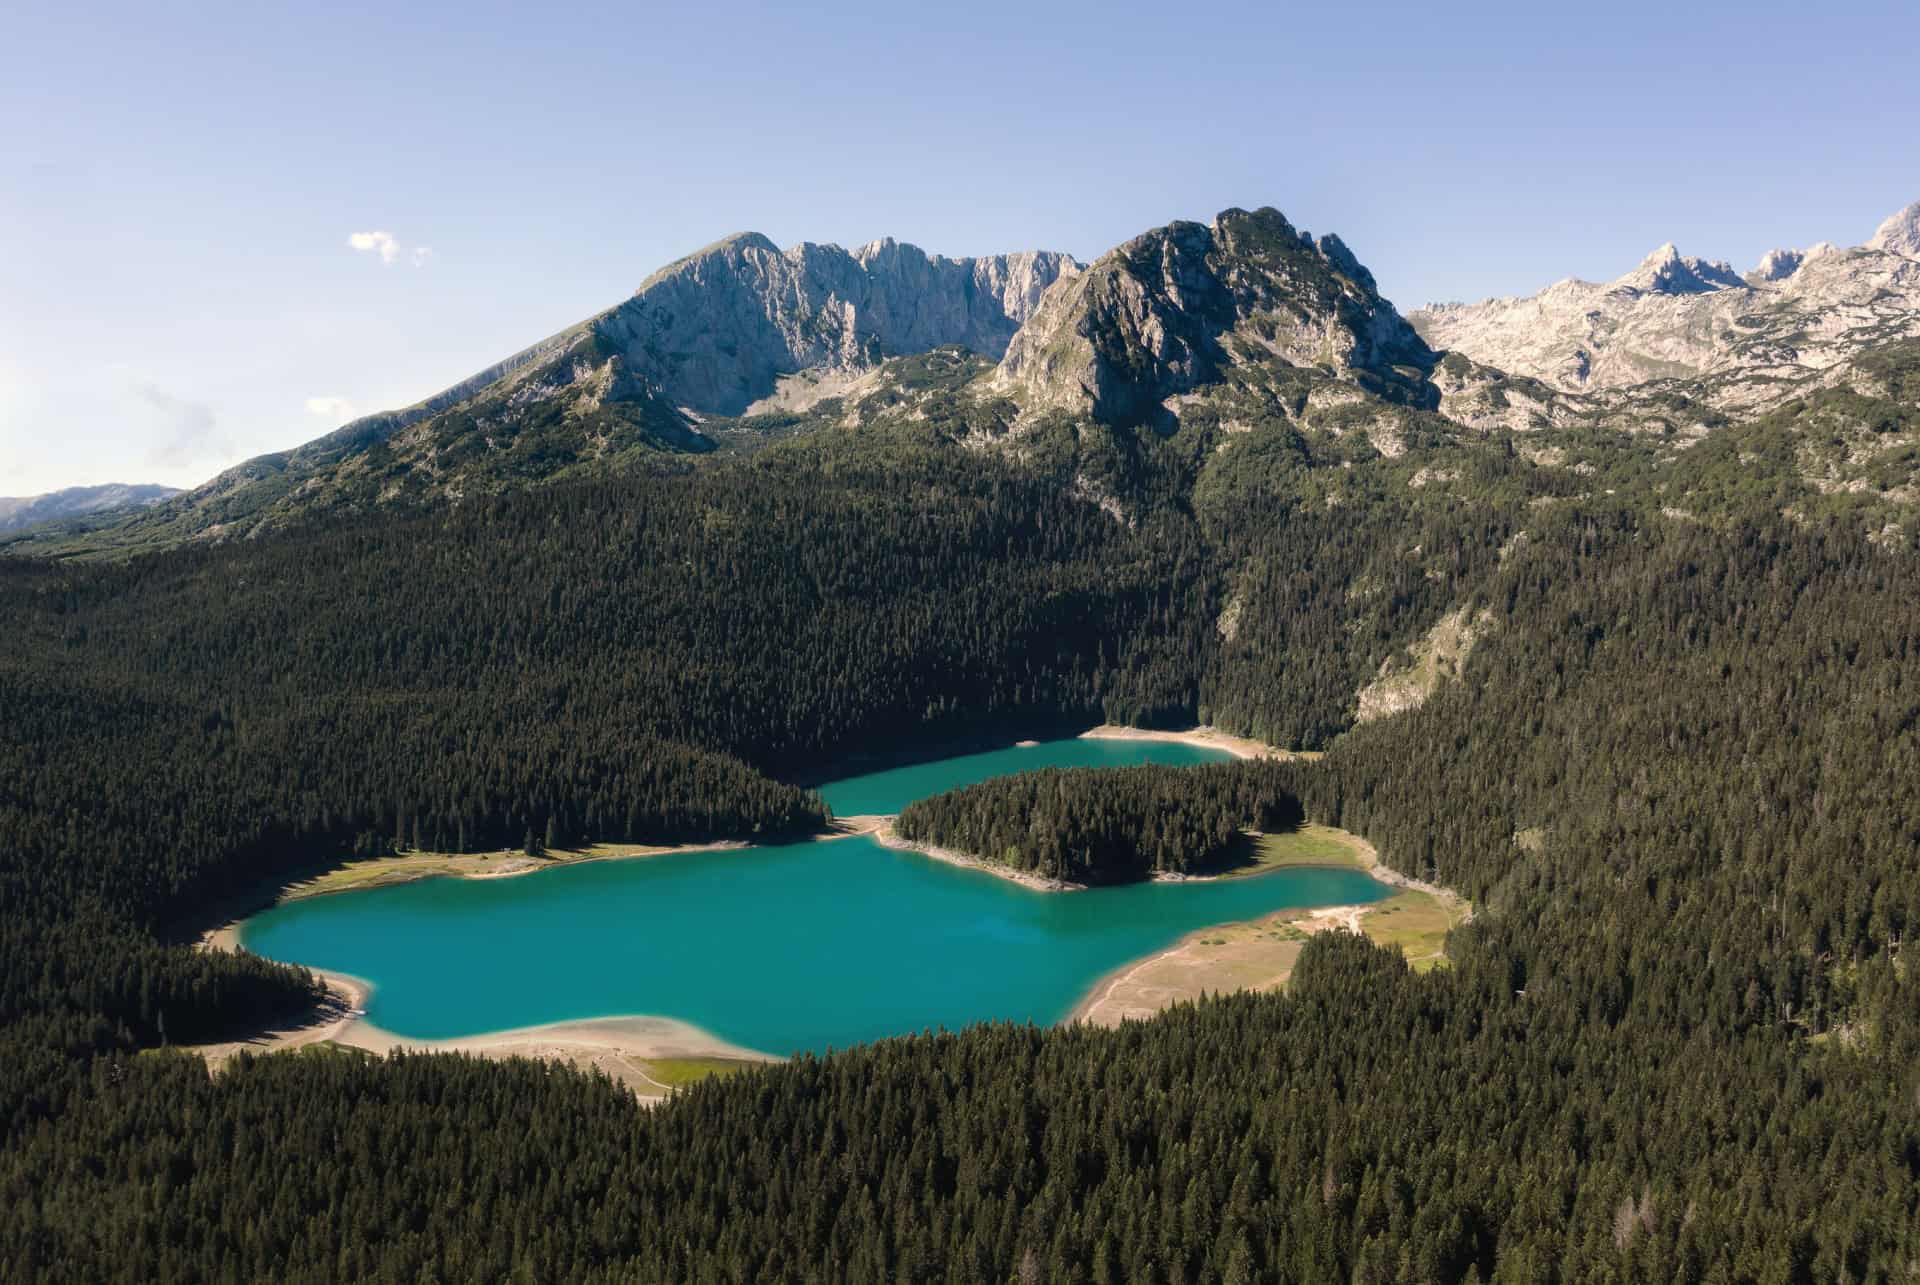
(19, 197, 1920, 556)
(0, 482, 178, 534)
(1411, 200, 1920, 411)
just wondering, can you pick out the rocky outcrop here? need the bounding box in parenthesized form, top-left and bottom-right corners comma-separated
(994, 207, 1435, 427)
(1411, 200, 1920, 412)
(595, 234, 1080, 416)
(1869, 201, 1920, 259)
(1610, 244, 1745, 296)
(1750, 242, 1837, 283)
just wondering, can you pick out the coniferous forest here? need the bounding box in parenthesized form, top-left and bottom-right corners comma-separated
(2, 391, 1919, 1281)
(896, 762, 1306, 883)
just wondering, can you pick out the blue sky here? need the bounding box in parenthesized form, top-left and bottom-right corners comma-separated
(3, 0, 1917, 495)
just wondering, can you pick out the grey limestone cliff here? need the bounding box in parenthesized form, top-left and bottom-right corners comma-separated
(994, 207, 1435, 427)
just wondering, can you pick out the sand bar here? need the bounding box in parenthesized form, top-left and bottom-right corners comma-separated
(190, 925, 773, 1097)
(1077, 724, 1298, 761)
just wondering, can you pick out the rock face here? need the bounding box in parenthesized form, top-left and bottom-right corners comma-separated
(1411, 200, 1920, 410)
(0, 483, 179, 534)
(1610, 244, 1746, 296)
(1869, 201, 1920, 259)
(595, 234, 1081, 416)
(1750, 242, 1837, 283)
(995, 207, 1435, 426)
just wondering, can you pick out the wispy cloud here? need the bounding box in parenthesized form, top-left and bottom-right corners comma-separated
(347, 230, 433, 267)
(135, 383, 230, 469)
(305, 395, 355, 422)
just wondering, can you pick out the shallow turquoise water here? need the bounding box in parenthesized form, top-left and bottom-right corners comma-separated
(243, 738, 1390, 1054)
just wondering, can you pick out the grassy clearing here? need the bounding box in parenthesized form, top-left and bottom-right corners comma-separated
(1224, 824, 1370, 875)
(1362, 890, 1465, 971)
(638, 1057, 760, 1088)
(280, 842, 744, 902)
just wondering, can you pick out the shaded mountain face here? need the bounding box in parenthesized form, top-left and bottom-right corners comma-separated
(1410, 200, 1920, 411)
(995, 208, 1436, 427)
(0, 482, 178, 534)
(1869, 200, 1920, 258)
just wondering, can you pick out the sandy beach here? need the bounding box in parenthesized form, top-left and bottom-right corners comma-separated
(184, 973, 771, 1099)
(1076, 724, 1293, 761)
(1068, 828, 1470, 1026)
(191, 922, 773, 1097)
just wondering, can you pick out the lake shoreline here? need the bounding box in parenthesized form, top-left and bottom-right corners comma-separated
(266, 816, 886, 907)
(871, 824, 1087, 892)
(190, 931, 773, 1097)
(1068, 828, 1472, 1026)
(1076, 724, 1287, 761)
(191, 724, 1320, 1078)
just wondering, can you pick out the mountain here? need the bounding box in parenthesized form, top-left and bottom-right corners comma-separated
(1869, 199, 1920, 257)
(48, 209, 1464, 553)
(994, 208, 1437, 428)
(37, 201, 1920, 561)
(1410, 200, 1920, 410)
(0, 482, 178, 533)
(88, 235, 1080, 549)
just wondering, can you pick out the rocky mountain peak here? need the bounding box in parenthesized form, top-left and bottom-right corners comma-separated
(1611, 243, 1746, 296)
(1869, 199, 1920, 259)
(994, 206, 1433, 427)
(1750, 241, 1838, 283)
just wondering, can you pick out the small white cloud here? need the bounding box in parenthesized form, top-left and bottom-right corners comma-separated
(347, 230, 402, 264)
(134, 382, 230, 469)
(305, 396, 355, 421)
(346, 230, 434, 267)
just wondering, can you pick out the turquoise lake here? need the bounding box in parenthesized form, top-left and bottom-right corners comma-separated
(242, 737, 1391, 1055)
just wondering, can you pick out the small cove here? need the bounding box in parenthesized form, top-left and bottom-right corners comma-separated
(242, 737, 1391, 1055)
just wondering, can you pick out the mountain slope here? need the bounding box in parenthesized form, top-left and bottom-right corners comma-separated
(0, 482, 178, 534)
(1411, 200, 1920, 411)
(76, 234, 1080, 551)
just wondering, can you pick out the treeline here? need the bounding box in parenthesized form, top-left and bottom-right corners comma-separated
(895, 760, 1305, 882)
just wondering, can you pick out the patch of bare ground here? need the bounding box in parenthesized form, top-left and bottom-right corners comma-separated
(1355, 607, 1493, 724)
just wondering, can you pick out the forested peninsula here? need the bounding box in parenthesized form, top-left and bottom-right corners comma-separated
(893, 760, 1306, 884)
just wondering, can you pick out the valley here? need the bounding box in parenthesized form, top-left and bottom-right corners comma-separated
(5, 197, 1918, 1281)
